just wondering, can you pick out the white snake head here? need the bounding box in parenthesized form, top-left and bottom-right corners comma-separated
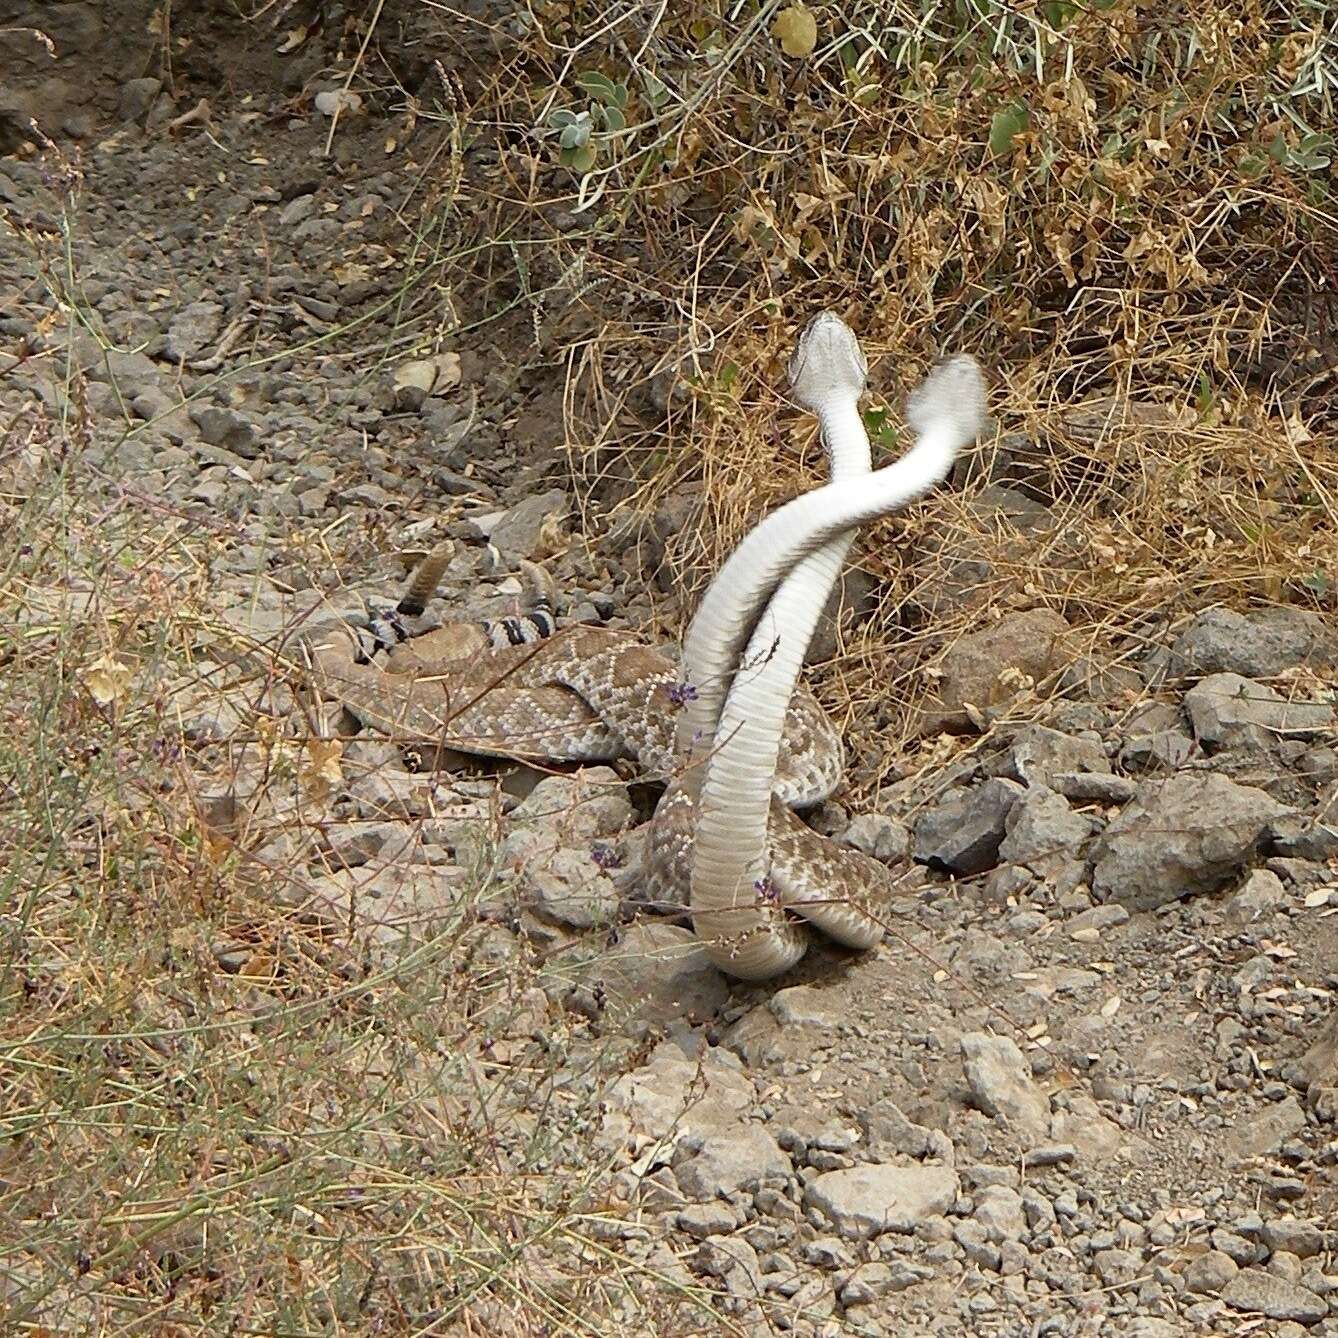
(787, 311, 867, 412)
(906, 353, 988, 446)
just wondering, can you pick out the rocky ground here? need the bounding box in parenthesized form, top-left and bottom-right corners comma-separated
(2, 4, 1337, 1335)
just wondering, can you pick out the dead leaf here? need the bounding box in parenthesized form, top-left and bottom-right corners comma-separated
(277, 28, 308, 53)
(85, 654, 133, 706)
(434, 351, 462, 392)
(774, 6, 818, 58)
(301, 738, 343, 798)
(394, 359, 439, 396)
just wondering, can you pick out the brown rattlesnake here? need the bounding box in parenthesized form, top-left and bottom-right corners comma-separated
(302, 314, 986, 979)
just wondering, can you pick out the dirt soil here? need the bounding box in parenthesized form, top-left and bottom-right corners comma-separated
(2, 4, 1337, 1337)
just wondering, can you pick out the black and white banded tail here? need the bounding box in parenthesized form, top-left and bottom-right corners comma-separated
(353, 542, 559, 664)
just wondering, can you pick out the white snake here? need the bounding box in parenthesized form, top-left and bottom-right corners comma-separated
(673, 314, 986, 978)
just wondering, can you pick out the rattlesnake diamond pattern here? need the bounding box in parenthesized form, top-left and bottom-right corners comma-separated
(303, 314, 985, 977)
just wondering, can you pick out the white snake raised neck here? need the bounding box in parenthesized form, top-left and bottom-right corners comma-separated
(681, 316, 987, 978)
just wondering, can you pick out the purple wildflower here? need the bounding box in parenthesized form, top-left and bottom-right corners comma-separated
(754, 875, 779, 906)
(666, 681, 698, 707)
(590, 844, 622, 872)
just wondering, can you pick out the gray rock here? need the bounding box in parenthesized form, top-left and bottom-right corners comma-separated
(677, 1203, 738, 1239)
(1186, 672, 1334, 747)
(1171, 606, 1335, 678)
(998, 786, 1094, 876)
(1053, 771, 1139, 804)
(165, 300, 224, 363)
(1263, 1220, 1327, 1257)
(769, 984, 844, 1030)
(1225, 868, 1286, 924)
(481, 489, 569, 560)
(279, 194, 318, 228)
(804, 1164, 958, 1240)
(1221, 1268, 1327, 1323)
(600, 1043, 753, 1146)
(973, 1185, 1026, 1242)
(807, 566, 879, 664)
(837, 1261, 897, 1304)
(693, 1234, 764, 1297)
(590, 923, 729, 1023)
(504, 768, 634, 847)
(118, 77, 162, 123)
(1270, 1250, 1305, 1283)
(288, 865, 469, 955)
(1022, 1188, 1056, 1230)
(1092, 1247, 1142, 1286)
(954, 1218, 1001, 1270)
(913, 778, 1024, 874)
(959, 1032, 1050, 1140)
(92, 347, 163, 397)
(1268, 815, 1338, 862)
(190, 405, 261, 458)
(857, 1103, 933, 1160)
(675, 1125, 792, 1200)
(842, 813, 910, 864)
(1004, 724, 1110, 788)
(526, 848, 619, 930)
(1118, 702, 1196, 773)
(800, 1235, 855, 1269)
(1185, 1249, 1239, 1294)
(935, 609, 1073, 727)
(1091, 774, 1288, 910)
(1226, 1095, 1307, 1162)
(1065, 903, 1129, 937)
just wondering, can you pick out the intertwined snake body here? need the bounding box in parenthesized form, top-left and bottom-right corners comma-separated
(305, 314, 986, 980)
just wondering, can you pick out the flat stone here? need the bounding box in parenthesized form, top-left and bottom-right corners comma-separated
(770, 984, 844, 1030)
(1186, 672, 1334, 747)
(1171, 606, 1336, 678)
(589, 923, 730, 1023)
(1185, 1249, 1239, 1294)
(1226, 1096, 1307, 1162)
(480, 489, 569, 560)
(1261, 1219, 1325, 1260)
(190, 404, 260, 458)
(675, 1124, 792, 1200)
(913, 778, 1023, 875)
(936, 609, 1074, 727)
(1225, 868, 1286, 925)
(676, 1203, 738, 1239)
(842, 812, 910, 863)
(1065, 904, 1130, 937)
(960, 1032, 1050, 1140)
(1004, 724, 1110, 788)
(165, 299, 224, 363)
(1091, 774, 1288, 910)
(998, 786, 1094, 876)
(804, 1163, 959, 1240)
(973, 1185, 1026, 1242)
(526, 848, 619, 930)
(1221, 1268, 1327, 1324)
(601, 1043, 753, 1146)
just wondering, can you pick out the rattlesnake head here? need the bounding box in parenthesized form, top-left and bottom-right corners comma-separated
(906, 353, 988, 444)
(787, 310, 868, 413)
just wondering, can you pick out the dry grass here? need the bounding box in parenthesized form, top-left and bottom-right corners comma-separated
(418, 0, 1337, 793)
(0, 407, 726, 1332)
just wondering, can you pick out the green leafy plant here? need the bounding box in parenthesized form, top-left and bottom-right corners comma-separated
(546, 69, 630, 173)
